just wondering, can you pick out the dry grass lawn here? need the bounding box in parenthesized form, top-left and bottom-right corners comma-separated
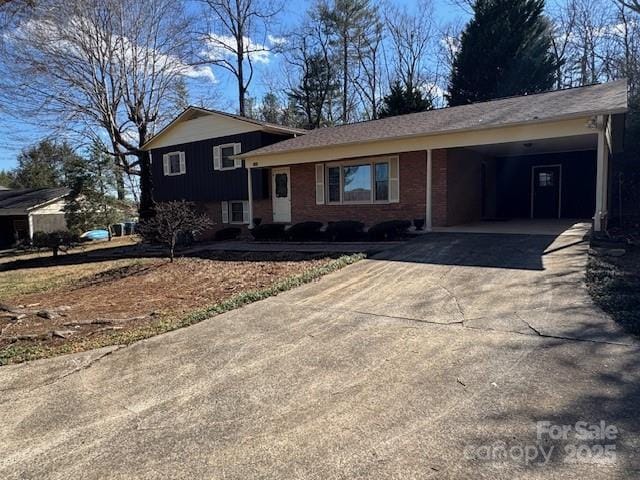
(0, 243, 359, 364)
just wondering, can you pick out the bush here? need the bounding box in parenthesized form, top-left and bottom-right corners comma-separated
(31, 230, 79, 257)
(368, 220, 412, 241)
(325, 221, 365, 242)
(215, 227, 241, 241)
(250, 223, 286, 240)
(31, 231, 50, 248)
(286, 221, 323, 241)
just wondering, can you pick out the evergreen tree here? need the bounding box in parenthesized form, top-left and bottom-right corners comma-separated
(0, 170, 13, 188)
(11, 140, 82, 189)
(64, 141, 123, 235)
(260, 92, 281, 124)
(447, 0, 557, 106)
(289, 51, 339, 129)
(378, 81, 434, 119)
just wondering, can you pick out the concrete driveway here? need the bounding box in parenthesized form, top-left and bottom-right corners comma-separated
(1, 233, 639, 479)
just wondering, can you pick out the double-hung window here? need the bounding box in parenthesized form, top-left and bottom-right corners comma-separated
(214, 143, 242, 171)
(162, 151, 186, 176)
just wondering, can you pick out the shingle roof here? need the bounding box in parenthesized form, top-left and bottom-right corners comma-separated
(142, 105, 307, 150)
(0, 187, 69, 211)
(243, 80, 628, 158)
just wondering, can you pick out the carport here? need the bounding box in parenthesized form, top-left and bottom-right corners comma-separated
(423, 111, 626, 233)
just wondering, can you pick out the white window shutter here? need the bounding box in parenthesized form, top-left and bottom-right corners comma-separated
(315, 164, 325, 205)
(221, 201, 229, 223)
(389, 157, 400, 203)
(234, 143, 242, 169)
(179, 152, 186, 174)
(242, 200, 250, 224)
(162, 154, 169, 176)
(213, 146, 221, 170)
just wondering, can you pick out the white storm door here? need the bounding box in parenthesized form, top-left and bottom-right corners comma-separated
(272, 167, 291, 223)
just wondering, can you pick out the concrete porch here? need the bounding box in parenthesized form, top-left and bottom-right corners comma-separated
(431, 218, 592, 237)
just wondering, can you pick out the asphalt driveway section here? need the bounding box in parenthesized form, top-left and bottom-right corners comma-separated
(1, 233, 639, 479)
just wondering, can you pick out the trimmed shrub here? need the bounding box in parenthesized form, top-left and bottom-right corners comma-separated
(215, 227, 241, 241)
(286, 221, 324, 241)
(368, 220, 412, 241)
(250, 223, 286, 240)
(325, 221, 365, 242)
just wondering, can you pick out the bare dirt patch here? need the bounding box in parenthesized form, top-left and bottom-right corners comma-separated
(0, 251, 351, 364)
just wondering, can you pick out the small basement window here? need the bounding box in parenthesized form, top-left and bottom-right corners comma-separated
(230, 201, 244, 223)
(221, 200, 249, 224)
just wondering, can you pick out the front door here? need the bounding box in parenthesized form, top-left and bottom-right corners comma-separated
(272, 167, 291, 223)
(531, 165, 561, 218)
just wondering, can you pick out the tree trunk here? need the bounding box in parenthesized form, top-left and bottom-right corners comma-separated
(115, 168, 126, 201)
(342, 39, 348, 123)
(170, 234, 176, 262)
(137, 150, 155, 221)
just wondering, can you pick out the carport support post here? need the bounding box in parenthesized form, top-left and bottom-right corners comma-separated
(426, 149, 433, 231)
(27, 213, 34, 241)
(247, 166, 254, 228)
(594, 115, 609, 232)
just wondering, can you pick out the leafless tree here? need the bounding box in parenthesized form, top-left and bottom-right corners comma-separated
(137, 201, 213, 262)
(384, 0, 437, 93)
(549, 0, 579, 89)
(352, 12, 384, 119)
(617, 0, 640, 14)
(283, 21, 338, 128)
(199, 0, 283, 116)
(0, 0, 203, 218)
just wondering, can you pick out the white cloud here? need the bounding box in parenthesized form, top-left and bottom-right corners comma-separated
(203, 33, 271, 64)
(267, 34, 287, 46)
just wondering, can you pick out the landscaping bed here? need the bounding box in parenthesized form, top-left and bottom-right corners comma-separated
(586, 245, 640, 335)
(0, 250, 363, 364)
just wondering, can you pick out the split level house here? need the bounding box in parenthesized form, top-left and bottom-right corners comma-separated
(142, 107, 306, 237)
(144, 80, 628, 236)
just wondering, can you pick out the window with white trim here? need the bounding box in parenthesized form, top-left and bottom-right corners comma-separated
(221, 200, 250, 224)
(162, 151, 186, 176)
(326, 158, 392, 204)
(213, 143, 242, 171)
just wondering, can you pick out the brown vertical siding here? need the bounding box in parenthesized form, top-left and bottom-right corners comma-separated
(446, 148, 484, 225)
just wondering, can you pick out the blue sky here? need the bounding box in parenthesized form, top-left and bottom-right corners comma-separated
(0, 0, 469, 171)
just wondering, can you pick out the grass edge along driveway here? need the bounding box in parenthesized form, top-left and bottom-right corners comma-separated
(0, 253, 365, 365)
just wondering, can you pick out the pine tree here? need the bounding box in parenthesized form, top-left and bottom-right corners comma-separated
(260, 92, 281, 124)
(11, 140, 82, 189)
(64, 141, 123, 235)
(378, 81, 434, 119)
(447, 0, 557, 106)
(289, 51, 339, 129)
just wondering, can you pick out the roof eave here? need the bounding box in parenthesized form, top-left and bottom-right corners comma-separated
(241, 107, 628, 160)
(25, 193, 69, 212)
(141, 106, 307, 151)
